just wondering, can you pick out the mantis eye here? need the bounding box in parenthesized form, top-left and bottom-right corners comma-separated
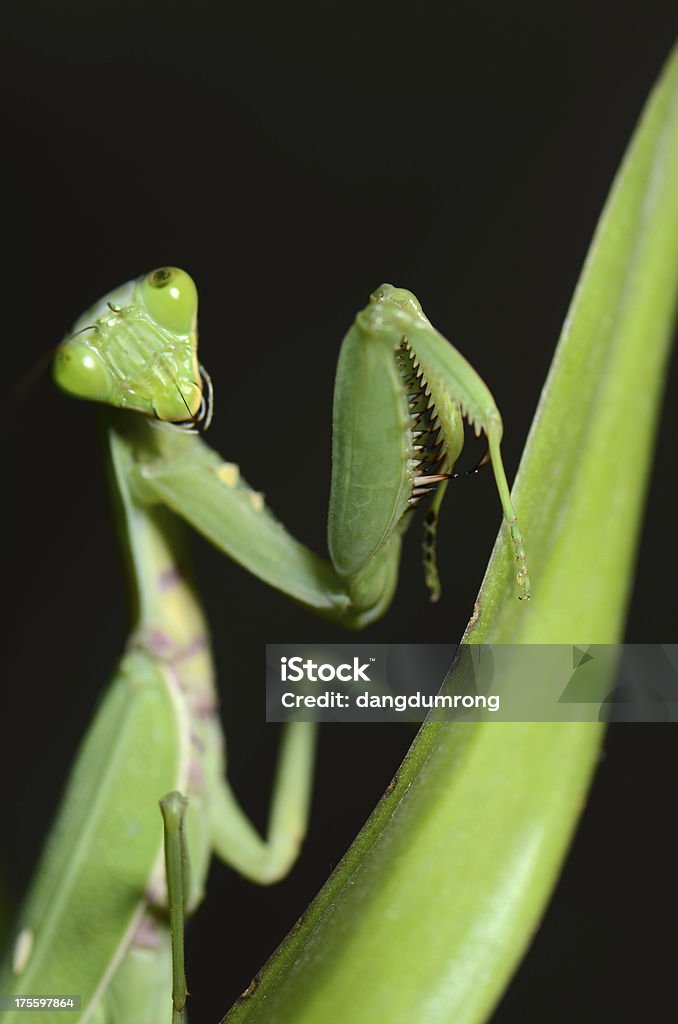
(139, 267, 198, 335)
(53, 338, 114, 402)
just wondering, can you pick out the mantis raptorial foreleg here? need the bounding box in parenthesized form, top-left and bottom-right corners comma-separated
(0, 269, 528, 1024)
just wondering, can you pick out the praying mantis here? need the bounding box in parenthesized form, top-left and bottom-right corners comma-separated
(0, 267, 528, 1023)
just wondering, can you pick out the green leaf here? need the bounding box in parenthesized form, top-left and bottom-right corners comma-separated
(222, 46, 678, 1024)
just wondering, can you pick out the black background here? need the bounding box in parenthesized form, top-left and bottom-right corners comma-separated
(2, 3, 677, 1022)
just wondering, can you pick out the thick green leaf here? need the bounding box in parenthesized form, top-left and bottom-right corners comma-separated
(222, 46, 678, 1024)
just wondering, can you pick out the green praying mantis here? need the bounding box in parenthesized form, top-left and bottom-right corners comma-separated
(0, 267, 529, 1023)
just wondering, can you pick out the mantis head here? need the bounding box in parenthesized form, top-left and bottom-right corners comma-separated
(53, 267, 206, 425)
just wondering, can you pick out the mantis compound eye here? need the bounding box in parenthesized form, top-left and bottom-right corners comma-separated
(139, 266, 198, 335)
(53, 338, 115, 403)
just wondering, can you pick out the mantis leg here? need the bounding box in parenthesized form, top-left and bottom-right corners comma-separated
(207, 722, 317, 885)
(160, 793, 189, 1024)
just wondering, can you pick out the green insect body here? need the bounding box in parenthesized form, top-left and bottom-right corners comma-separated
(2, 434, 237, 1022)
(0, 269, 529, 1023)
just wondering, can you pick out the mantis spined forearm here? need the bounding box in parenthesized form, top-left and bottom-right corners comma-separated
(0, 268, 528, 1023)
